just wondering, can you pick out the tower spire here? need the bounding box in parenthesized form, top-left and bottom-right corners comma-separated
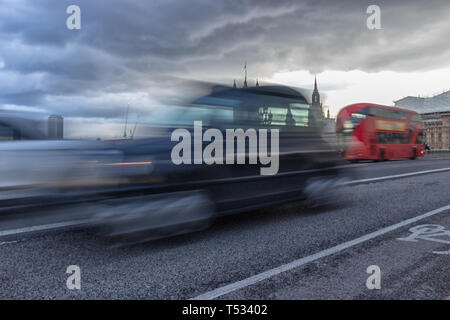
(233, 79, 237, 88)
(243, 62, 248, 88)
(312, 75, 320, 105)
(256, 78, 259, 87)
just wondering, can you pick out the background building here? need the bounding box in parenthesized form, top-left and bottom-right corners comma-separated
(394, 91, 450, 150)
(48, 115, 64, 139)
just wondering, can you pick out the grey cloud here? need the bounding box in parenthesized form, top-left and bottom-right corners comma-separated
(0, 0, 449, 122)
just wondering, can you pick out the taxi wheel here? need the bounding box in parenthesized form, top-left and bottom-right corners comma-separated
(303, 177, 348, 209)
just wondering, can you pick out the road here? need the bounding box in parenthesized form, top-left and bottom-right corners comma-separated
(0, 155, 449, 299)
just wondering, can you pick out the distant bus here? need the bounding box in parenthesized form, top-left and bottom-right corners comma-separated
(336, 103, 425, 161)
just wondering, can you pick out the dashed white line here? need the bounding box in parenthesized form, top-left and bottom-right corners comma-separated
(343, 167, 450, 185)
(191, 204, 450, 300)
(0, 240, 20, 246)
(0, 219, 91, 238)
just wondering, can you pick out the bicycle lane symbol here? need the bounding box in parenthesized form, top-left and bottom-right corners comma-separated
(397, 224, 450, 255)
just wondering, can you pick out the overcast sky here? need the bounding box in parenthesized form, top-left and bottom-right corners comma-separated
(0, 0, 449, 138)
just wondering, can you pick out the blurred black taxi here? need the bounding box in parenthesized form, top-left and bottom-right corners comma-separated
(93, 85, 347, 241)
(0, 85, 347, 242)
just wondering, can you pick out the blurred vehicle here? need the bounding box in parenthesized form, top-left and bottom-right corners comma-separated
(336, 103, 425, 161)
(0, 85, 347, 243)
(92, 85, 348, 241)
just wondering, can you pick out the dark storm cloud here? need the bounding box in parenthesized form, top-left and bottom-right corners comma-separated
(0, 0, 449, 121)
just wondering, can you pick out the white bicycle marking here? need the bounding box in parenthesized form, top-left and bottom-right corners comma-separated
(397, 224, 450, 254)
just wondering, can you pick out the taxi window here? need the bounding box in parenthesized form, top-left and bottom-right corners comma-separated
(258, 103, 310, 127)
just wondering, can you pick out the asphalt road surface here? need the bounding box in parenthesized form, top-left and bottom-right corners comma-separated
(0, 155, 449, 299)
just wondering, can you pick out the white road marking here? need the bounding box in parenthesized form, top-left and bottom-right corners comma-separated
(397, 224, 450, 255)
(343, 167, 450, 185)
(0, 219, 91, 238)
(0, 240, 20, 246)
(191, 204, 450, 300)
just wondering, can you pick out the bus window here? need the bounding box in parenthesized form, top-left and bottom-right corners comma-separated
(350, 113, 366, 126)
(377, 132, 410, 144)
(369, 107, 408, 120)
(417, 131, 424, 144)
(410, 114, 422, 130)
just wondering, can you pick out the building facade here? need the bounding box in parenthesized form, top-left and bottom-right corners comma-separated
(48, 115, 64, 139)
(394, 91, 450, 150)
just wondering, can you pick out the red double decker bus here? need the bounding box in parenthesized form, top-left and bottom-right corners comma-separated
(336, 103, 425, 161)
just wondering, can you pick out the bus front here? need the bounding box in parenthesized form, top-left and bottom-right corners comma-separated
(336, 105, 371, 160)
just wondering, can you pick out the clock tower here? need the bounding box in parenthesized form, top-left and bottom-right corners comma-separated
(312, 75, 320, 105)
